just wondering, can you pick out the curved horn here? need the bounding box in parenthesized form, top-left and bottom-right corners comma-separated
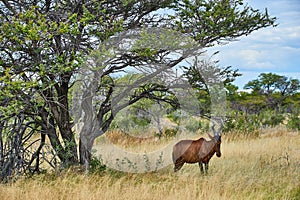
(211, 118, 225, 137)
(207, 132, 213, 140)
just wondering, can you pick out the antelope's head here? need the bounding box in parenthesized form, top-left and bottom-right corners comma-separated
(207, 119, 224, 157)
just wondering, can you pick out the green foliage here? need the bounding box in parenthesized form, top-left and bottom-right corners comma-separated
(90, 156, 107, 174)
(223, 73, 299, 133)
(143, 154, 151, 172)
(291, 187, 300, 200)
(224, 109, 290, 134)
(184, 118, 202, 133)
(287, 114, 300, 131)
(110, 103, 152, 133)
(133, 28, 197, 54)
(163, 128, 178, 138)
(174, 0, 276, 47)
(131, 115, 151, 127)
(166, 110, 184, 124)
(261, 111, 285, 127)
(244, 73, 300, 95)
(223, 116, 257, 133)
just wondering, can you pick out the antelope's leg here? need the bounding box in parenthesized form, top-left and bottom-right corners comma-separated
(198, 161, 204, 173)
(204, 163, 209, 173)
(174, 158, 184, 172)
(174, 163, 184, 172)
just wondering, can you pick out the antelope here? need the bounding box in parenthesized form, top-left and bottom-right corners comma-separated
(172, 121, 223, 173)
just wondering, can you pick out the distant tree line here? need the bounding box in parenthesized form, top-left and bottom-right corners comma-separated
(225, 73, 300, 132)
(122, 72, 300, 134)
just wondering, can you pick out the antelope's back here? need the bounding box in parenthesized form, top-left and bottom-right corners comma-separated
(172, 138, 204, 163)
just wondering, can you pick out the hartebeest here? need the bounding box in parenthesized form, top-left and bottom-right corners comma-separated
(172, 121, 223, 173)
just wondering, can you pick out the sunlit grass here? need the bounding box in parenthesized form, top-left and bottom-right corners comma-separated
(1, 129, 299, 200)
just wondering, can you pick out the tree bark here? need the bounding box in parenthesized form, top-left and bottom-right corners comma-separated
(79, 134, 95, 173)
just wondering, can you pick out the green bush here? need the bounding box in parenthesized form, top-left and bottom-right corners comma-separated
(131, 115, 151, 127)
(223, 116, 260, 134)
(166, 111, 181, 124)
(184, 118, 201, 133)
(287, 114, 300, 131)
(90, 156, 106, 174)
(110, 112, 151, 132)
(260, 110, 285, 127)
(163, 128, 178, 138)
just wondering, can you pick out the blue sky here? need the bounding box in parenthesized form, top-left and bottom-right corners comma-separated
(208, 0, 300, 89)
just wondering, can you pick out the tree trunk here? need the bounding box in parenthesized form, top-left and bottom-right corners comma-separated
(78, 118, 112, 173)
(60, 127, 79, 165)
(41, 114, 78, 167)
(79, 135, 95, 173)
(0, 120, 4, 169)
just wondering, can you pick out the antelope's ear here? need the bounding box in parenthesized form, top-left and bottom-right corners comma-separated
(207, 133, 213, 140)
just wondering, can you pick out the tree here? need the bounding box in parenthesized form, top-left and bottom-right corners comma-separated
(181, 52, 242, 119)
(0, 0, 276, 178)
(223, 73, 300, 132)
(244, 73, 300, 109)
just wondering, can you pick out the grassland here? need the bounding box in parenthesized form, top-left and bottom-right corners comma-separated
(1, 128, 300, 200)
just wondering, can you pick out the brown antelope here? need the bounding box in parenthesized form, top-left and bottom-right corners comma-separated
(172, 121, 223, 173)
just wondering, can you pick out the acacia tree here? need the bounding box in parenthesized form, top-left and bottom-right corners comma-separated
(244, 73, 300, 110)
(0, 0, 276, 178)
(1, 0, 179, 178)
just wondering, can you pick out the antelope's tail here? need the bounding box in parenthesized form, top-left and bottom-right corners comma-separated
(172, 150, 175, 164)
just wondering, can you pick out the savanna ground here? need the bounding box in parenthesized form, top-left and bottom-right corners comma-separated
(1, 128, 300, 200)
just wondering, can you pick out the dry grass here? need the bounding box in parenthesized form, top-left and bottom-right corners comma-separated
(1, 129, 300, 200)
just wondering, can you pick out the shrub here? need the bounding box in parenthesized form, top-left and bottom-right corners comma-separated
(163, 128, 178, 138)
(90, 156, 106, 174)
(260, 110, 285, 127)
(287, 114, 300, 131)
(184, 118, 201, 133)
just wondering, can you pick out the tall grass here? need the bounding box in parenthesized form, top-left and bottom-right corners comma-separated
(1, 129, 299, 200)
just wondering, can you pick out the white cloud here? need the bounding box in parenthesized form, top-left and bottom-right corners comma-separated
(206, 0, 300, 89)
(246, 25, 300, 46)
(249, 0, 300, 45)
(240, 49, 261, 64)
(211, 42, 300, 71)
